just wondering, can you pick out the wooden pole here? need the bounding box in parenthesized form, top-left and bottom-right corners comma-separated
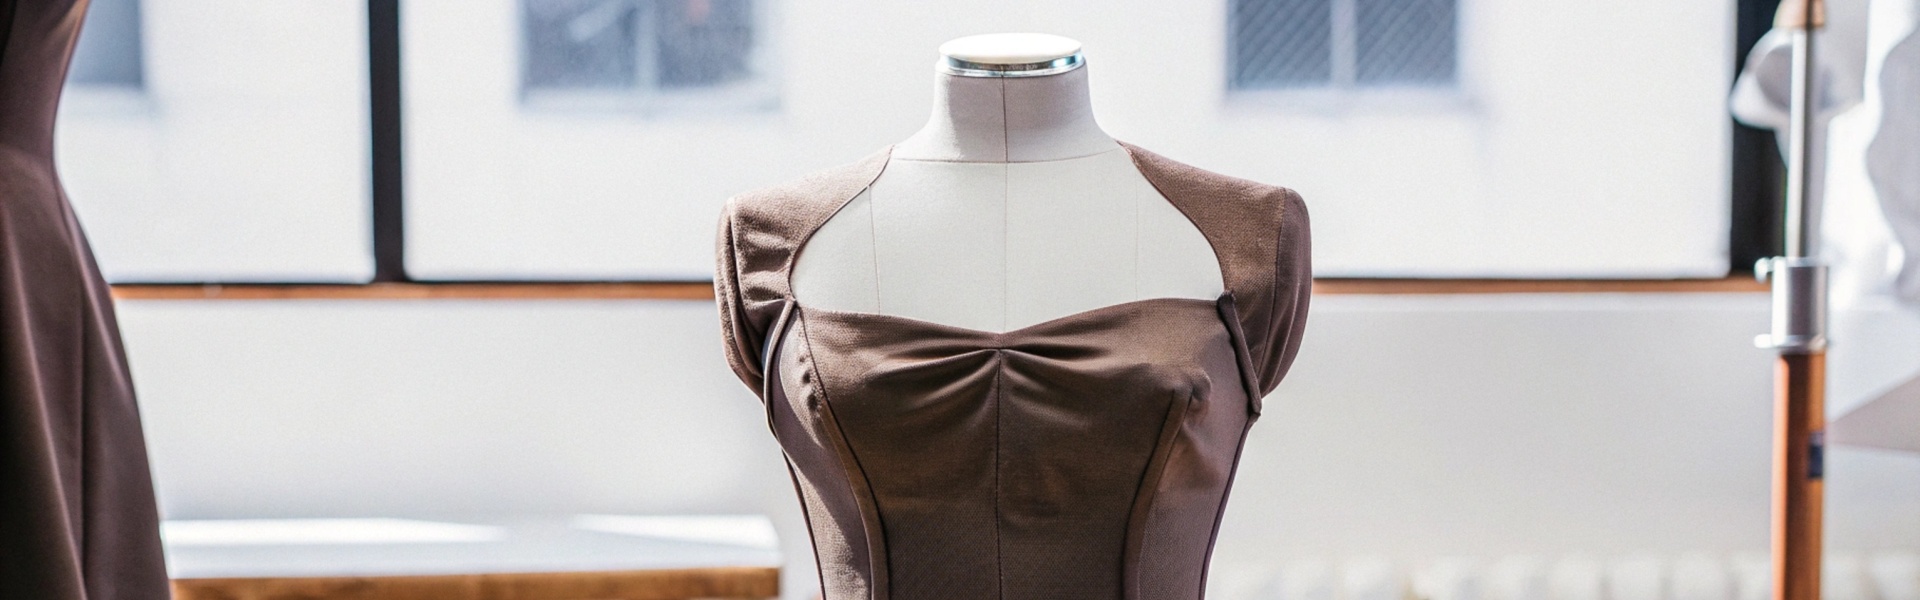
(1759, 2, 1827, 600)
(1772, 352, 1825, 600)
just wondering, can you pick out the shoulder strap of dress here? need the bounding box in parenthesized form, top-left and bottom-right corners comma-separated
(727, 144, 893, 304)
(1116, 140, 1280, 317)
(1116, 139, 1310, 401)
(715, 145, 893, 394)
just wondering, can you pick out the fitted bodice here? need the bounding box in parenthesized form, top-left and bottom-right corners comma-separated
(715, 140, 1313, 600)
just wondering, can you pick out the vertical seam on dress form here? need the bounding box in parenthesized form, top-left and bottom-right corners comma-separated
(999, 77, 1009, 162)
(999, 78, 1010, 332)
(1002, 162, 1010, 332)
(779, 146, 894, 308)
(1114, 142, 1233, 303)
(866, 190, 882, 313)
(1134, 178, 1143, 300)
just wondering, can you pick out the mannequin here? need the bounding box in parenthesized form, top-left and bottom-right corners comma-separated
(791, 33, 1225, 333)
(715, 33, 1311, 600)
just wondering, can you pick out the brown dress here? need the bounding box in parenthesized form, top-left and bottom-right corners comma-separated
(714, 140, 1311, 600)
(1, 0, 172, 597)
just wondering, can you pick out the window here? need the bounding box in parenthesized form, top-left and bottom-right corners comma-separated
(1230, 0, 1457, 90)
(519, 0, 773, 111)
(57, 1, 373, 282)
(64, 0, 1751, 284)
(69, 0, 145, 88)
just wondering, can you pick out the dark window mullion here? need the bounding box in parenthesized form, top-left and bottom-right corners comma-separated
(1729, 0, 1787, 274)
(369, 0, 407, 282)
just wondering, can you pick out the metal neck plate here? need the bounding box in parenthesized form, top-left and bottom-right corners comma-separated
(939, 53, 1085, 78)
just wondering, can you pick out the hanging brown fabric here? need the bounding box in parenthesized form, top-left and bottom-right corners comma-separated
(0, 0, 172, 598)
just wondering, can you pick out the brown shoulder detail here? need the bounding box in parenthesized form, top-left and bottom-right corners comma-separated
(725, 145, 893, 305)
(713, 145, 891, 396)
(1114, 141, 1296, 210)
(1114, 139, 1285, 301)
(1114, 139, 1310, 404)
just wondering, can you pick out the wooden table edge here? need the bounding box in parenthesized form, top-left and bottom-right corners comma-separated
(170, 565, 780, 600)
(111, 278, 1768, 301)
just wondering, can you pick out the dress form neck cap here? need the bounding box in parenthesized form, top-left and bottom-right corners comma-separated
(937, 33, 1086, 78)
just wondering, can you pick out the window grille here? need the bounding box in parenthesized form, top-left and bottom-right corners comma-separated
(69, 0, 146, 88)
(521, 0, 764, 100)
(1230, 0, 1456, 90)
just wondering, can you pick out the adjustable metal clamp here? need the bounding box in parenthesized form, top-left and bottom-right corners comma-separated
(1754, 256, 1829, 354)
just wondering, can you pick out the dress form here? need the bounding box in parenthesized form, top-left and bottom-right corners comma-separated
(791, 33, 1224, 333)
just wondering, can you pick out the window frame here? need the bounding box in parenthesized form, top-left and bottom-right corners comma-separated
(100, 0, 1785, 293)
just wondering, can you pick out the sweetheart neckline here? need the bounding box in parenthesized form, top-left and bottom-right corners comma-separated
(791, 293, 1231, 338)
(775, 140, 1242, 330)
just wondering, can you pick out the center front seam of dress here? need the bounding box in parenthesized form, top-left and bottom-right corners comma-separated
(990, 349, 1006, 600)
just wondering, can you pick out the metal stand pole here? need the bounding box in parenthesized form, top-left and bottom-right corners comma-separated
(1753, 2, 1827, 600)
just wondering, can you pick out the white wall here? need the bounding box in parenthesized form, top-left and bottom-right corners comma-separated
(56, 0, 372, 282)
(402, 0, 1734, 280)
(116, 293, 1920, 599)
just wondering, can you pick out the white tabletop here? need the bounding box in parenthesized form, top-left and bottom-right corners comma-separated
(162, 514, 782, 579)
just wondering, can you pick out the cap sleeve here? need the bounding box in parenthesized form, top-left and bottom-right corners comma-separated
(1253, 188, 1312, 398)
(714, 199, 766, 393)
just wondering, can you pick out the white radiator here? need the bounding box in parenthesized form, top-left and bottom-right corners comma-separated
(1232, 553, 1920, 600)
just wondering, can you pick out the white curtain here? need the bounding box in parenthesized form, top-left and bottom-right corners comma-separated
(1731, 0, 1920, 452)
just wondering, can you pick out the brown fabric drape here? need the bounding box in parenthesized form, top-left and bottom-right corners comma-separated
(0, 0, 172, 598)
